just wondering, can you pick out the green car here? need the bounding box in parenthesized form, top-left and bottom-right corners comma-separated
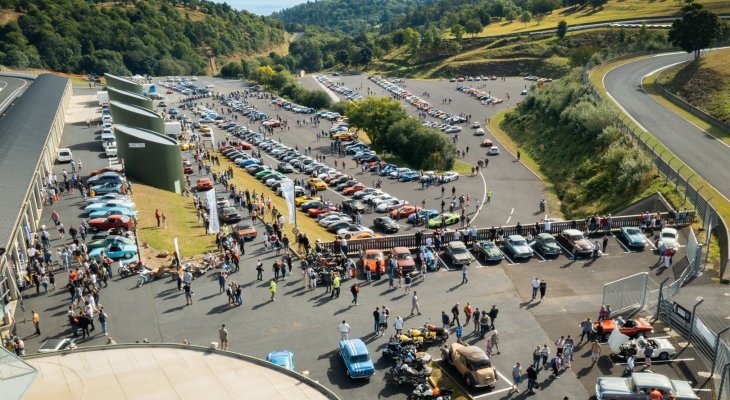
(533, 233, 562, 256)
(255, 169, 275, 180)
(619, 226, 648, 249)
(427, 213, 460, 229)
(476, 240, 504, 262)
(87, 235, 135, 252)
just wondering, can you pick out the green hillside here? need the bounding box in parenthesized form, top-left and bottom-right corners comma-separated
(0, 0, 287, 76)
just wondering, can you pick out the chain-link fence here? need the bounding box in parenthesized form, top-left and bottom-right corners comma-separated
(602, 272, 650, 313)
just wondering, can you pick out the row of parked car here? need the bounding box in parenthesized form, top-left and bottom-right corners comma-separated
(369, 76, 467, 126)
(455, 85, 505, 106)
(159, 78, 212, 97)
(270, 98, 316, 114)
(315, 75, 363, 100)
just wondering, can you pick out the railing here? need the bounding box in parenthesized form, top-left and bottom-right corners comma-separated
(583, 50, 730, 281)
(318, 211, 694, 256)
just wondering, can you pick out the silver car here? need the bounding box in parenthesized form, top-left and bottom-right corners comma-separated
(596, 372, 698, 400)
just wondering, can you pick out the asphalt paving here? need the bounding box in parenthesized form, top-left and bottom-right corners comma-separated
(603, 51, 730, 201)
(0, 75, 32, 113)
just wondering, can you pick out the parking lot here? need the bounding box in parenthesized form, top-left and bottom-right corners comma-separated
(11, 78, 715, 400)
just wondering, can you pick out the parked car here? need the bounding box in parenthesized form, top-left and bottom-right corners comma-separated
(427, 213, 460, 229)
(84, 200, 135, 214)
(342, 199, 366, 214)
(339, 339, 375, 379)
(87, 215, 135, 232)
(504, 235, 534, 259)
(532, 233, 562, 256)
(87, 235, 135, 252)
(658, 227, 679, 250)
(487, 146, 500, 155)
(38, 338, 76, 353)
(619, 227, 648, 249)
(361, 250, 385, 277)
(196, 178, 214, 191)
(266, 350, 295, 371)
(476, 240, 504, 262)
(87, 172, 123, 185)
(557, 229, 593, 257)
(105, 144, 118, 157)
(373, 216, 399, 233)
(613, 336, 676, 361)
(391, 247, 416, 274)
(445, 241, 474, 268)
(440, 342, 498, 389)
(88, 242, 138, 260)
(440, 172, 459, 183)
(57, 148, 73, 163)
(219, 207, 242, 223)
(594, 317, 653, 338)
(306, 177, 328, 190)
(595, 372, 698, 400)
(87, 207, 138, 219)
(90, 182, 123, 194)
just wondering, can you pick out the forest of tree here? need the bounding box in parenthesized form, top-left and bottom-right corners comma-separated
(0, 0, 287, 76)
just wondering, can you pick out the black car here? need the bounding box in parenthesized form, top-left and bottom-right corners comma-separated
(342, 199, 366, 214)
(327, 220, 352, 233)
(301, 201, 326, 212)
(373, 217, 399, 233)
(219, 207, 242, 223)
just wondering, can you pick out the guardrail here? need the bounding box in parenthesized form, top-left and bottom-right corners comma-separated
(317, 211, 694, 256)
(583, 50, 730, 281)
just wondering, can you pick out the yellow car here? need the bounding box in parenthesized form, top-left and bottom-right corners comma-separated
(295, 195, 322, 206)
(180, 142, 196, 151)
(332, 132, 355, 141)
(352, 232, 382, 239)
(199, 125, 211, 134)
(306, 178, 328, 191)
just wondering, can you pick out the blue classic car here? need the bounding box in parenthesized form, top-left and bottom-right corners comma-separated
(339, 339, 375, 379)
(266, 350, 295, 371)
(619, 226, 648, 249)
(90, 182, 124, 194)
(88, 242, 138, 260)
(87, 193, 132, 204)
(88, 207, 139, 219)
(87, 172, 123, 185)
(85, 200, 136, 214)
(408, 209, 440, 223)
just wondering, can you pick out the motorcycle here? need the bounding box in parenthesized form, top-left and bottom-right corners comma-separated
(410, 384, 453, 400)
(382, 342, 417, 360)
(390, 359, 433, 385)
(390, 333, 425, 349)
(399, 348, 432, 367)
(118, 261, 145, 278)
(406, 321, 449, 344)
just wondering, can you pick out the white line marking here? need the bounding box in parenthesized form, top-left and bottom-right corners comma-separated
(615, 357, 695, 365)
(614, 235, 632, 253)
(0, 78, 28, 112)
(532, 247, 547, 262)
(468, 170, 488, 225)
(472, 387, 513, 399)
(556, 242, 574, 259)
(504, 208, 514, 224)
(500, 249, 516, 265)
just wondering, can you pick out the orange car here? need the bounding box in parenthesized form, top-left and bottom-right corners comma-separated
(391, 205, 421, 219)
(361, 250, 385, 277)
(593, 317, 653, 338)
(89, 166, 124, 177)
(196, 178, 214, 191)
(343, 183, 367, 195)
(480, 139, 494, 147)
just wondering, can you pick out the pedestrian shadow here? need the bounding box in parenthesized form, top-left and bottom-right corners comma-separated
(284, 286, 305, 296)
(390, 293, 407, 301)
(239, 280, 260, 288)
(519, 300, 540, 310)
(207, 304, 233, 314)
(251, 301, 271, 310)
(164, 305, 186, 313)
(333, 306, 350, 316)
(447, 284, 462, 292)
(198, 293, 219, 301)
(155, 287, 178, 298)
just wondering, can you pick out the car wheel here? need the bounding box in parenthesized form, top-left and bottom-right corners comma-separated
(124, 253, 132, 259)
(465, 373, 476, 388)
(658, 352, 669, 360)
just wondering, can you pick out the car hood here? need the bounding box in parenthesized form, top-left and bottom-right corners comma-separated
(575, 239, 593, 251)
(452, 252, 472, 261)
(672, 380, 700, 400)
(512, 244, 532, 253)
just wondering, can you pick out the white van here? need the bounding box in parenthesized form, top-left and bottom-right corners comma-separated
(57, 148, 73, 163)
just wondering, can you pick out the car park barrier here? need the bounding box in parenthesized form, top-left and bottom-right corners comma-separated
(317, 211, 695, 256)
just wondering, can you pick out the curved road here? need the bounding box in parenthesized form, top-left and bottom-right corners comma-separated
(0, 75, 31, 114)
(604, 51, 730, 200)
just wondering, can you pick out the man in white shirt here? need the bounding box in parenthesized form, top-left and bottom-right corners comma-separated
(532, 277, 540, 300)
(338, 320, 351, 340)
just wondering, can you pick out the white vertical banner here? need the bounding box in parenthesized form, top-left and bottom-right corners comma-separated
(210, 128, 216, 149)
(280, 179, 296, 224)
(206, 188, 220, 234)
(173, 237, 181, 264)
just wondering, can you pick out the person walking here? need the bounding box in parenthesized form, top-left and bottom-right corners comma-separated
(218, 272, 226, 293)
(488, 304, 499, 329)
(269, 279, 277, 301)
(256, 259, 263, 281)
(338, 320, 351, 340)
(531, 277, 540, 299)
(624, 354, 635, 376)
(219, 324, 229, 350)
(511, 362, 522, 392)
(350, 282, 359, 305)
(643, 344, 653, 369)
(579, 318, 594, 343)
(526, 365, 538, 393)
(532, 346, 542, 369)
(451, 303, 461, 327)
(591, 340, 602, 365)
(540, 344, 551, 369)
(461, 264, 468, 284)
(98, 306, 109, 336)
(410, 291, 421, 315)
(539, 279, 547, 299)
(32, 311, 41, 336)
(331, 273, 341, 298)
(184, 284, 193, 306)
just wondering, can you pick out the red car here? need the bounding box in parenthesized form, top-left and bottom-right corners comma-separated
(594, 317, 653, 338)
(391, 205, 421, 219)
(343, 183, 366, 195)
(196, 178, 214, 191)
(88, 215, 135, 232)
(391, 247, 416, 274)
(307, 206, 339, 218)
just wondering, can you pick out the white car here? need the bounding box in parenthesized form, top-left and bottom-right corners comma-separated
(521, 89, 528, 95)
(376, 199, 407, 213)
(206, 84, 215, 88)
(441, 172, 459, 182)
(320, 215, 351, 227)
(474, 128, 485, 136)
(102, 140, 116, 149)
(337, 225, 374, 239)
(105, 145, 118, 157)
(57, 148, 73, 163)
(444, 126, 462, 133)
(370, 195, 395, 206)
(615, 336, 677, 361)
(659, 228, 679, 250)
(487, 146, 500, 155)
(471, 121, 481, 128)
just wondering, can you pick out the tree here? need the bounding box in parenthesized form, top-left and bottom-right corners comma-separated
(403, 27, 421, 52)
(520, 11, 532, 28)
(219, 61, 243, 78)
(569, 45, 600, 67)
(556, 20, 568, 39)
(589, 0, 608, 10)
(357, 47, 374, 65)
(668, 1, 722, 59)
(256, 65, 276, 84)
(451, 24, 465, 41)
(345, 97, 407, 147)
(464, 19, 483, 37)
(505, 10, 517, 22)
(335, 49, 350, 67)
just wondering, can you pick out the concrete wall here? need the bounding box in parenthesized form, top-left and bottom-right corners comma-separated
(113, 125, 184, 194)
(104, 73, 144, 95)
(107, 87, 153, 110)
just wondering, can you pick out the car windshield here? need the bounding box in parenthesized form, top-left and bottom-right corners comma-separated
(512, 239, 527, 246)
(350, 354, 369, 363)
(569, 234, 584, 241)
(396, 253, 412, 260)
(237, 224, 253, 230)
(543, 237, 557, 244)
(452, 247, 468, 254)
(365, 253, 381, 260)
(626, 228, 642, 235)
(662, 232, 677, 239)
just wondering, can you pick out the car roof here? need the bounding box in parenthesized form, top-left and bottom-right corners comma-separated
(537, 233, 554, 239)
(340, 339, 368, 356)
(631, 372, 673, 390)
(562, 229, 582, 235)
(456, 345, 489, 363)
(508, 235, 525, 240)
(448, 241, 466, 248)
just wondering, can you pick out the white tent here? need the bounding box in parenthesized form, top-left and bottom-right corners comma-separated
(0, 346, 37, 400)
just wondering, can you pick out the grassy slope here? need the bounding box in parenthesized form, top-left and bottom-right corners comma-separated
(662, 48, 730, 126)
(467, 0, 730, 37)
